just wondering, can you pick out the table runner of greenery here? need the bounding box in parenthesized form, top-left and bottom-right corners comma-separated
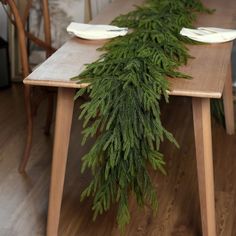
(72, 0, 213, 231)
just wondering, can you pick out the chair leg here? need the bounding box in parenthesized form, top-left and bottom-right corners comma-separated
(19, 84, 33, 173)
(44, 92, 54, 135)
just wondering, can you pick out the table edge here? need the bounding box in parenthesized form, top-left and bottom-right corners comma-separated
(23, 78, 222, 98)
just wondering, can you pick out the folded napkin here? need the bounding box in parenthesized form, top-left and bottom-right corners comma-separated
(180, 27, 236, 43)
(67, 22, 128, 40)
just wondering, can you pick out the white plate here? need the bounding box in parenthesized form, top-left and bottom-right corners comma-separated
(183, 35, 236, 43)
(67, 22, 128, 40)
(180, 27, 236, 43)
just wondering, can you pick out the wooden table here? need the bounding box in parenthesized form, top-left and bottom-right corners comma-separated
(24, 0, 236, 235)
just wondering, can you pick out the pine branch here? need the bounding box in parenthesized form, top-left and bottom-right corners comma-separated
(72, 0, 214, 231)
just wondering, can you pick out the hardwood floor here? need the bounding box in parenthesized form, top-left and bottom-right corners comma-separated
(0, 84, 236, 236)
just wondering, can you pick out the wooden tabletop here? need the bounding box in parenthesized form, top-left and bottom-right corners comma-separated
(24, 0, 236, 98)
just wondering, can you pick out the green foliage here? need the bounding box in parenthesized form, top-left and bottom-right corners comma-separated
(72, 0, 212, 232)
(211, 99, 225, 126)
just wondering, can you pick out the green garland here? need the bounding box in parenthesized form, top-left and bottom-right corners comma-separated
(72, 0, 213, 231)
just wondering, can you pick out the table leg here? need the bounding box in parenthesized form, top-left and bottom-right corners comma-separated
(46, 88, 75, 236)
(223, 64, 235, 135)
(192, 98, 216, 236)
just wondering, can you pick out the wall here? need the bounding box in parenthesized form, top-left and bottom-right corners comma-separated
(90, 0, 112, 18)
(29, 0, 113, 48)
(0, 5, 7, 40)
(30, 0, 85, 48)
(29, 0, 85, 64)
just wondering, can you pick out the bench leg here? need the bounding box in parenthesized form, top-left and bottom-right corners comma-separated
(46, 88, 75, 236)
(192, 98, 216, 236)
(223, 64, 235, 135)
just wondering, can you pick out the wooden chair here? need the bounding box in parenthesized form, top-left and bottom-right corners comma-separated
(0, 0, 56, 172)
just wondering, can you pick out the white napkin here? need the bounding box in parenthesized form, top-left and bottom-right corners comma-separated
(67, 22, 128, 40)
(180, 27, 236, 43)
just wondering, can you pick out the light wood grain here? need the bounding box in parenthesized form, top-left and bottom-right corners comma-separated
(46, 88, 75, 236)
(24, 0, 236, 98)
(192, 98, 216, 236)
(223, 64, 235, 135)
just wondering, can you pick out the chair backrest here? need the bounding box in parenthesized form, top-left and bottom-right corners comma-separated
(0, 0, 56, 78)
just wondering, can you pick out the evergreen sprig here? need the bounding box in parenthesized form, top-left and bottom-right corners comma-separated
(72, 0, 213, 231)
